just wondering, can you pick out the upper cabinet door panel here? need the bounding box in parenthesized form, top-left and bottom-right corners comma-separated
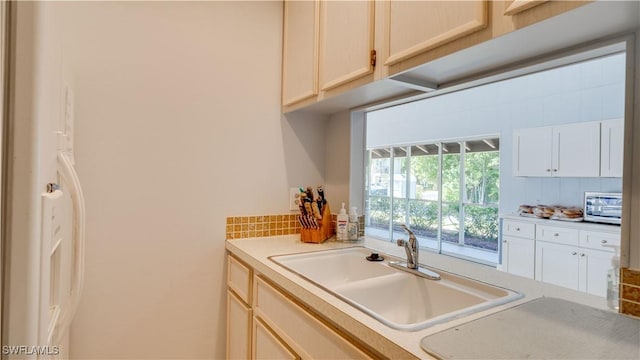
(319, 0, 375, 91)
(282, 1, 319, 106)
(513, 126, 552, 176)
(600, 118, 624, 177)
(552, 122, 601, 177)
(385, 0, 488, 66)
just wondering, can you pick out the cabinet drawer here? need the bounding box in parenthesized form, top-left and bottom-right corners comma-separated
(228, 255, 252, 303)
(253, 276, 372, 359)
(535, 225, 579, 246)
(579, 230, 620, 252)
(502, 220, 535, 238)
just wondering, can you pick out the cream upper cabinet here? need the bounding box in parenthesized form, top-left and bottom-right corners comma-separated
(384, 0, 488, 66)
(513, 121, 601, 177)
(600, 118, 624, 177)
(319, 0, 375, 91)
(282, 1, 319, 106)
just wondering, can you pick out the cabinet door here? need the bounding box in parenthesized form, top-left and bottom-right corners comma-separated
(579, 248, 614, 298)
(282, 1, 319, 106)
(600, 118, 624, 177)
(319, 0, 374, 91)
(552, 122, 601, 177)
(385, 1, 488, 66)
(502, 236, 535, 279)
(513, 127, 552, 176)
(254, 276, 372, 359)
(253, 318, 298, 360)
(535, 241, 580, 290)
(227, 290, 252, 360)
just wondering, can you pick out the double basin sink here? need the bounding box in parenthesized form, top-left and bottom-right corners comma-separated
(270, 246, 522, 331)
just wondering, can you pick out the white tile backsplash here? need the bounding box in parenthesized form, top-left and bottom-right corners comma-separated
(579, 87, 604, 122)
(601, 83, 626, 119)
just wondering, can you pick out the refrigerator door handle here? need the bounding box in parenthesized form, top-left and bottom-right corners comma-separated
(54, 151, 86, 344)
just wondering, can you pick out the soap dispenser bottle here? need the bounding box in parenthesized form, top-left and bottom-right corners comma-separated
(603, 244, 620, 311)
(348, 206, 359, 241)
(336, 203, 349, 241)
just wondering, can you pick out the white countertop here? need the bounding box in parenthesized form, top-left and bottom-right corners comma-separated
(226, 235, 613, 359)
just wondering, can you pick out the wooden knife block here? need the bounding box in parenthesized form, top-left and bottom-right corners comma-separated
(300, 204, 333, 243)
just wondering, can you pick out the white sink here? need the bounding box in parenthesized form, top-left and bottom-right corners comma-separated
(271, 247, 522, 331)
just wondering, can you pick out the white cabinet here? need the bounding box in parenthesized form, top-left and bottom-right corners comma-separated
(513, 121, 601, 177)
(501, 216, 619, 297)
(501, 219, 536, 279)
(600, 118, 624, 177)
(502, 235, 535, 279)
(535, 241, 615, 297)
(535, 241, 581, 290)
(579, 248, 615, 297)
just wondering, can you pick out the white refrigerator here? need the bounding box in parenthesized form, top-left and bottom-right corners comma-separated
(4, 84, 86, 358)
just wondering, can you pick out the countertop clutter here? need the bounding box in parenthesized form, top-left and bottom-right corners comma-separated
(226, 235, 638, 359)
(519, 204, 584, 221)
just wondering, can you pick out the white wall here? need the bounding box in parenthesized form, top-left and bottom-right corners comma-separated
(43, 2, 324, 358)
(367, 53, 625, 215)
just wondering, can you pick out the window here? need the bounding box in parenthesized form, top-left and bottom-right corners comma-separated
(365, 137, 500, 265)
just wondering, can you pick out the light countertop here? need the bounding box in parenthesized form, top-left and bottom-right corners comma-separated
(226, 235, 617, 359)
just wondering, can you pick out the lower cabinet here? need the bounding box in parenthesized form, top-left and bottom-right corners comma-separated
(535, 241, 615, 297)
(535, 241, 581, 291)
(227, 290, 252, 360)
(253, 275, 373, 359)
(502, 235, 535, 279)
(226, 253, 374, 359)
(253, 318, 298, 360)
(501, 217, 619, 298)
(579, 248, 615, 297)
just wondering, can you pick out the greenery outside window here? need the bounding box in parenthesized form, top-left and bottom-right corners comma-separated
(364, 137, 500, 264)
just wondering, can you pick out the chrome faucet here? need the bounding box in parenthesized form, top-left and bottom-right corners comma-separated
(396, 224, 419, 269)
(389, 224, 441, 280)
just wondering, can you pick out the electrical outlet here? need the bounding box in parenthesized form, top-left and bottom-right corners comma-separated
(289, 187, 300, 211)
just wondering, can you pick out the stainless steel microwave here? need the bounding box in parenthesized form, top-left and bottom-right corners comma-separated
(584, 192, 622, 225)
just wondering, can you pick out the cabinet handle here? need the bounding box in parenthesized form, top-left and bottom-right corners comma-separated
(515, 228, 520, 231)
(571, 252, 578, 255)
(553, 169, 558, 172)
(503, 240, 507, 243)
(546, 169, 551, 172)
(554, 233, 559, 237)
(581, 253, 586, 257)
(601, 240, 608, 244)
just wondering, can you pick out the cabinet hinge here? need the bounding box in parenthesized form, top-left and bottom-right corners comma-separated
(370, 49, 377, 67)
